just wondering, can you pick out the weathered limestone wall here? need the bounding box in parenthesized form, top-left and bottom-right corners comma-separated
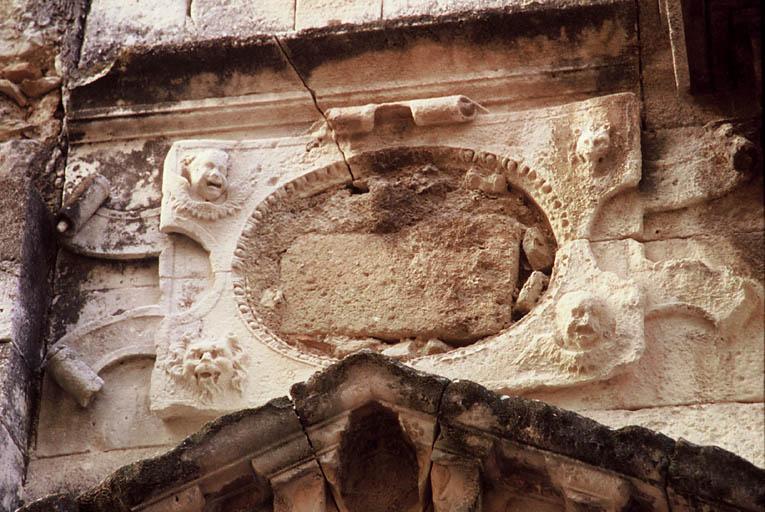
(0, 0, 761, 509)
(0, 0, 83, 508)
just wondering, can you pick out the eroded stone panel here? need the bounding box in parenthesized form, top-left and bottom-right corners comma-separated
(239, 161, 553, 355)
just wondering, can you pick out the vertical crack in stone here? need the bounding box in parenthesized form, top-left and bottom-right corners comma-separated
(72, 0, 94, 70)
(272, 35, 356, 182)
(287, 398, 342, 512)
(421, 381, 450, 511)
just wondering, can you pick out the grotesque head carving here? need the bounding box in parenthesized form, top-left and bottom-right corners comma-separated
(555, 291, 612, 352)
(182, 149, 230, 202)
(575, 124, 611, 166)
(166, 333, 246, 402)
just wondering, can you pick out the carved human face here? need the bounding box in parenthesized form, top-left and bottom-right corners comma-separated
(555, 291, 610, 351)
(187, 149, 229, 202)
(182, 338, 236, 388)
(576, 125, 611, 164)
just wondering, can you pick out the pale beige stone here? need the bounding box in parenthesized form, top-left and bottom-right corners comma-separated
(46, 346, 104, 408)
(515, 270, 549, 315)
(79, 0, 187, 68)
(523, 226, 555, 271)
(295, 0, 381, 30)
(36, 357, 202, 458)
(190, 0, 293, 34)
(24, 447, 171, 501)
(149, 93, 645, 417)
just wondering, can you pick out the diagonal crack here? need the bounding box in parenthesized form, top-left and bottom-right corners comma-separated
(273, 35, 356, 182)
(287, 395, 342, 512)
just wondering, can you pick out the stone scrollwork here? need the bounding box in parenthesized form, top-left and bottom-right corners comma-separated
(151, 93, 720, 417)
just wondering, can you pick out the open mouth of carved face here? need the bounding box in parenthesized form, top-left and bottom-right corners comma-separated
(205, 173, 224, 189)
(567, 319, 600, 349)
(194, 363, 221, 383)
(202, 171, 226, 198)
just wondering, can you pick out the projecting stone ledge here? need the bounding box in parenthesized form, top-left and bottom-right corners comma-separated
(19, 352, 765, 512)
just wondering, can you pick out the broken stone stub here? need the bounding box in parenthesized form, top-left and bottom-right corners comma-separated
(515, 270, 549, 316)
(523, 226, 555, 271)
(56, 173, 111, 236)
(46, 346, 104, 408)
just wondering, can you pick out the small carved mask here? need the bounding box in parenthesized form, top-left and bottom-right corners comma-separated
(183, 338, 236, 386)
(555, 291, 611, 351)
(576, 124, 611, 165)
(184, 149, 230, 202)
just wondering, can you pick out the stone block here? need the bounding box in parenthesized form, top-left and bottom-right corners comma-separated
(79, 0, 187, 69)
(384, 0, 515, 19)
(24, 447, 171, 503)
(0, 342, 32, 452)
(0, 422, 24, 512)
(36, 358, 202, 458)
(296, 0, 381, 30)
(190, 0, 293, 34)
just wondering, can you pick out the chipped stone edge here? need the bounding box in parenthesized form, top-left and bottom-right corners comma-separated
(19, 352, 765, 512)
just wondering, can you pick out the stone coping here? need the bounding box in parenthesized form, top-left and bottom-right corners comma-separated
(19, 352, 765, 512)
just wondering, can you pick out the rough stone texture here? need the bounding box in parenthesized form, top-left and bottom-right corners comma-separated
(0, 342, 32, 452)
(0, 141, 57, 512)
(242, 163, 550, 350)
(23, 447, 171, 502)
(582, 403, 765, 469)
(0, 423, 24, 512)
(0, 0, 759, 505)
(296, 0, 383, 30)
(17, 354, 765, 512)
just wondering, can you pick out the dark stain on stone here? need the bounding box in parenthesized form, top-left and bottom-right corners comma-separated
(668, 440, 765, 509)
(281, 2, 637, 81)
(439, 379, 675, 486)
(291, 351, 449, 425)
(70, 3, 636, 111)
(71, 138, 169, 211)
(70, 35, 287, 111)
(338, 401, 419, 512)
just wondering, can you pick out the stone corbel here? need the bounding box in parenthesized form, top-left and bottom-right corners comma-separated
(430, 455, 483, 512)
(139, 485, 205, 512)
(270, 465, 337, 512)
(323, 95, 487, 136)
(250, 417, 335, 512)
(548, 461, 631, 512)
(290, 353, 448, 512)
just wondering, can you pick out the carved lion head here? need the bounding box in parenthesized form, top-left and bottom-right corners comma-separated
(166, 333, 246, 403)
